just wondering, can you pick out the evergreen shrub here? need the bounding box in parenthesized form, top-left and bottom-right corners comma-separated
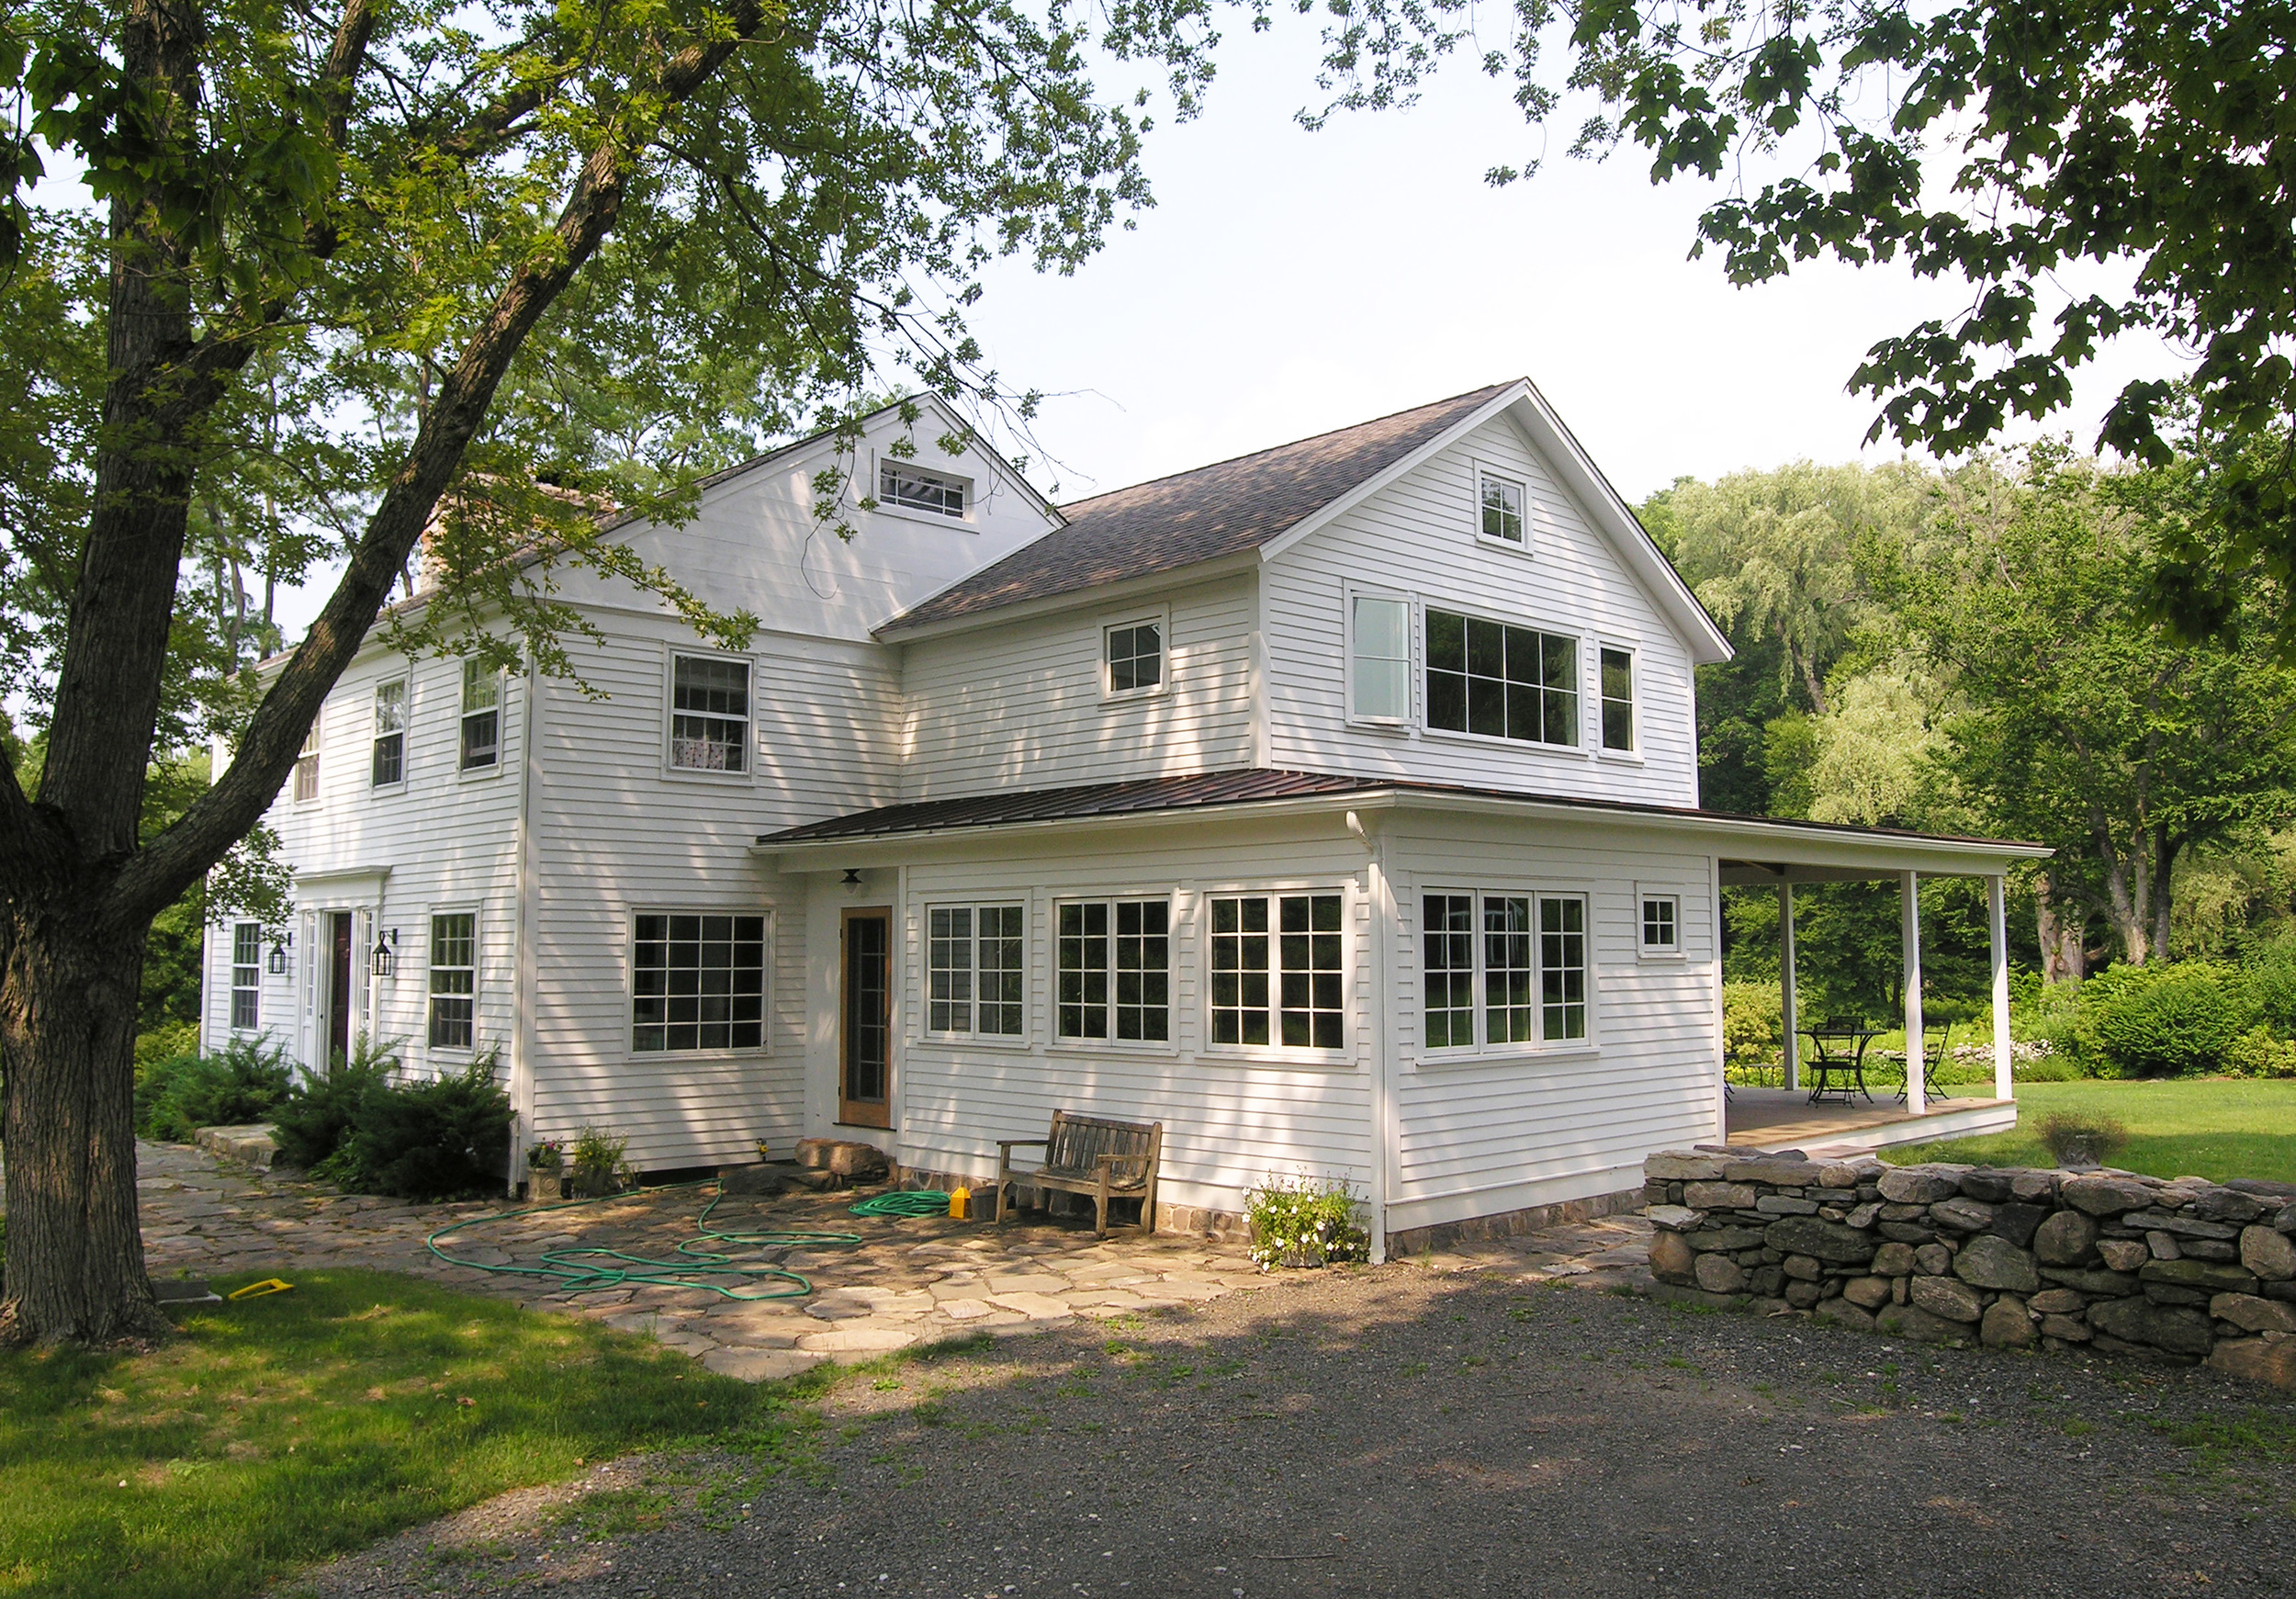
(134, 1037, 293, 1142)
(268, 1036, 398, 1171)
(331, 1054, 512, 1200)
(2088, 963, 2253, 1077)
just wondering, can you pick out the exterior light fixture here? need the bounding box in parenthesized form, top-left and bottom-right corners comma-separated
(841, 868, 864, 895)
(371, 928, 399, 978)
(267, 931, 293, 975)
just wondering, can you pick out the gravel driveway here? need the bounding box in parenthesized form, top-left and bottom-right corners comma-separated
(297, 1259, 2296, 1599)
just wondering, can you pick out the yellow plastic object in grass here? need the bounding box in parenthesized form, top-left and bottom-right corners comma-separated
(227, 1278, 295, 1300)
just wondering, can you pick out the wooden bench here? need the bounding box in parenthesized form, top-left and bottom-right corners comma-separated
(996, 1111, 1163, 1238)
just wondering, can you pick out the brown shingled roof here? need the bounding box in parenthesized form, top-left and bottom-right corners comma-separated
(879, 382, 1516, 633)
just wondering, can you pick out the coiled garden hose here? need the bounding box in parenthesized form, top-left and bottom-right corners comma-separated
(424, 1179, 863, 1301)
(848, 1189, 953, 1218)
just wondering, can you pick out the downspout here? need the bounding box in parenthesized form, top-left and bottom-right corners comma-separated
(1347, 808, 1394, 1266)
(508, 655, 543, 1196)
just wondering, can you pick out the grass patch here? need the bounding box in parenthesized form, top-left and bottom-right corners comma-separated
(1881, 1078, 2296, 1182)
(2154, 1408, 2296, 1466)
(0, 1269, 775, 1599)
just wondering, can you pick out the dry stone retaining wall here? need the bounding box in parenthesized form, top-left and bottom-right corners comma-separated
(1642, 1151, 2296, 1390)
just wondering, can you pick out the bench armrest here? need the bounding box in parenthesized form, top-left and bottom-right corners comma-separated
(1094, 1152, 1152, 1182)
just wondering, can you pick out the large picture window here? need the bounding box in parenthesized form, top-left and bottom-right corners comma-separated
(230, 922, 262, 1032)
(1420, 890, 1589, 1052)
(371, 679, 407, 787)
(633, 912, 766, 1052)
(428, 913, 476, 1050)
(1424, 610, 1578, 748)
(460, 659, 501, 771)
(670, 655, 749, 772)
(928, 904, 1025, 1037)
(1210, 892, 1345, 1052)
(1056, 899, 1169, 1042)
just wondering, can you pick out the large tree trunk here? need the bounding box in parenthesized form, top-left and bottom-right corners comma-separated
(0, 901, 168, 1344)
(2034, 873, 2088, 984)
(2150, 827, 2180, 963)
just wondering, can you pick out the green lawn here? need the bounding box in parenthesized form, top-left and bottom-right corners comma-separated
(1884, 1077, 2296, 1183)
(0, 1270, 784, 1599)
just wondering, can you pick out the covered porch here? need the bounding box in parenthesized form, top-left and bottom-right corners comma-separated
(1723, 1086, 2018, 1158)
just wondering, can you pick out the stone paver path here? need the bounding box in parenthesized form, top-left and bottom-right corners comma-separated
(130, 1141, 1656, 1380)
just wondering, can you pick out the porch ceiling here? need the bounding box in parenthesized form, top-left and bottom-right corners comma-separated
(1718, 859, 2005, 886)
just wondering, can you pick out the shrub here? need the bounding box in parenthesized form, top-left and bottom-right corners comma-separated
(2245, 943, 2296, 1038)
(1244, 1173, 1369, 1270)
(1721, 982, 1781, 1070)
(269, 1036, 399, 1170)
(134, 1037, 293, 1142)
(2037, 1111, 2130, 1169)
(2088, 963, 2254, 1076)
(331, 1054, 513, 1200)
(2224, 1025, 2296, 1079)
(569, 1126, 633, 1197)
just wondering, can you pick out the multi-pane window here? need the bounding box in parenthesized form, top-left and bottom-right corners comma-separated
(670, 655, 749, 772)
(928, 905, 1025, 1036)
(428, 913, 476, 1050)
(230, 922, 262, 1031)
(1211, 893, 1345, 1051)
(460, 659, 501, 771)
(1424, 610, 1577, 747)
(1350, 593, 1410, 722)
(371, 680, 407, 787)
(1479, 471, 1526, 544)
(1420, 890, 1589, 1051)
(1056, 900, 1169, 1042)
(292, 718, 321, 803)
(1600, 647, 1635, 751)
(1641, 895, 1678, 953)
(1105, 620, 1163, 694)
(880, 462, 966, 517)
(633, 912, 766, 1052)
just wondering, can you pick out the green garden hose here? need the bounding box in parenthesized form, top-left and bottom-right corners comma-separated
(424, 1180, 863, 1301)
(848, 1189, 952, 1218)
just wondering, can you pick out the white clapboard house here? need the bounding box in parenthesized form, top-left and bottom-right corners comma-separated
(204, 380, 2038, 1254)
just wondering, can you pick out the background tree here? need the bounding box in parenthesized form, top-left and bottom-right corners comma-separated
(0, 0, 1234, 1346)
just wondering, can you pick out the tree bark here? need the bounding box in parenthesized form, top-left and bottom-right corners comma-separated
(2034, 873, 2088, 984)
(2150, 826, 2180, 963)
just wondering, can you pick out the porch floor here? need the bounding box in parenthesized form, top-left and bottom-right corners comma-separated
(1725, 1086, 2018, 1159)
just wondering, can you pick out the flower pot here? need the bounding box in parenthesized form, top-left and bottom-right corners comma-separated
(529, 1169, 563, 1201)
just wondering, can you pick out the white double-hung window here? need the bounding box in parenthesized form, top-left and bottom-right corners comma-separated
(371, 679, 408, 787)
(230, 922, 262, 1032)
(928, 904, 1026, 1037)
(1210, 892, 1346, 1053)
(669, 654, 749, 772)
(1422, 889, 1589, 1053)
(1349, 591, 1411, 723)
(459, 659, 501, 771)
(428, 913, 477, 1050)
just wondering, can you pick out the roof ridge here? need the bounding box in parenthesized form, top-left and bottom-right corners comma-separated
(1054, 380, 1518, 513)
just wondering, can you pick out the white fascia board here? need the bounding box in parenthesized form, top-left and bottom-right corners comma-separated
(757, 785, 2048, 874)
(870, 550, 1260, 643)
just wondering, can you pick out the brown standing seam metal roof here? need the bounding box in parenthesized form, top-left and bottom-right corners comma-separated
(753, 767, 2043, 850)
(878, 383, 1517, 633)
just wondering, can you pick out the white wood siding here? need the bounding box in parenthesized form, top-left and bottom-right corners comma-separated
(1385, 814, 1719, 1231)
(895, 574, 1260, 801)
(884, 822, 1378, 1216)
(1262, 414, 1702, 805)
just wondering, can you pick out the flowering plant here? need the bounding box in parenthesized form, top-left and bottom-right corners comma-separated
(1245, 1172, 1370, 1270)
(525, 1140, 564, 1172)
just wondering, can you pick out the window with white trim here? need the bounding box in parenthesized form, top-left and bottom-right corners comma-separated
(1349, 592, 1410, 722)
(1640, 894, 1679, 954)
(428, 913, 476, 1050)
(230, 922, 262, 1031)
(292, 717, 321, 804)
(632, 912, 766, 1052)
(1210, 892, 1345, 1051)
(880, 460, 967, 517)
(1425, 609, 1578, 747)
(669, 654, 749, 772)
(1600, 647, 1636, 751)
(1104, 619, 1163, 695)
(371, 679, 407, 787)
(1479, 470, 1526, 544)
(460, 659, 501, 771)
(1056, 899, 1169, 1042)
(1420, 890, 1589, 1051)
(928, 904, 1026, 1037)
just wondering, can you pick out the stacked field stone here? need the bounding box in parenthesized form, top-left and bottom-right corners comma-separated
(1642, 1151, 2296, 1390)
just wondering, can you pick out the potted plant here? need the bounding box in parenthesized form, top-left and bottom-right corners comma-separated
(570, 1126, 630, 1198)
(526, 1140, 565, 1201)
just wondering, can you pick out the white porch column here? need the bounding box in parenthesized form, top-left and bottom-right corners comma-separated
(1779, 882, 1799, 1090)
(1901, 871, 1925, 1117)
(1989, 873, 2013, 1101)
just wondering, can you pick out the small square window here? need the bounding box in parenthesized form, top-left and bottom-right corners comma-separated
(1105, 620, 1164, 695)
(1641, 895, 1679, 953)
(1480, 471, 1526, 544)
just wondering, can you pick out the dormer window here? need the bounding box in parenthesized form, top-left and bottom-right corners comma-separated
(880, 461, 967, 518)
(1479, 470, 1526, 545)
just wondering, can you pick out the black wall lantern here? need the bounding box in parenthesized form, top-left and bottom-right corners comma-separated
(267, 930, 293, 975)
(371, 927, 399, 978)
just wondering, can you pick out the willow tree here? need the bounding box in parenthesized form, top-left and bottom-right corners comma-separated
(0, 0, 1232, 1345)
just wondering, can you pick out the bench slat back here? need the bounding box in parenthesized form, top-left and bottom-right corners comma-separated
(1045, 1110, 1158, 1179)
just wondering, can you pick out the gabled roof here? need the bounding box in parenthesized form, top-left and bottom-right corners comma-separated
(878, 384, 1514, 634)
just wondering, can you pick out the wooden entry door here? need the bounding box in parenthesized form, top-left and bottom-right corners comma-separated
(839, 907, 892, 1129)
(326, 910, 355, 1069)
